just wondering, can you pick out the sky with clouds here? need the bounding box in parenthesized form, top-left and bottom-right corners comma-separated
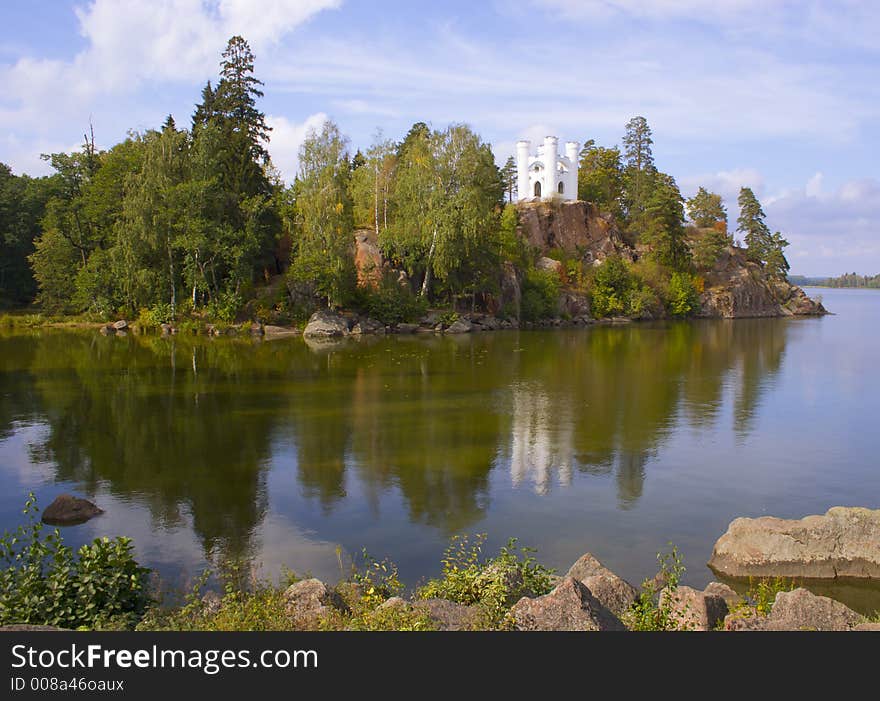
(1, 0, 878, 275)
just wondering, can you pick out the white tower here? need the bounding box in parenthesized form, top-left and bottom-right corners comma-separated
(515, 136, 579, 202)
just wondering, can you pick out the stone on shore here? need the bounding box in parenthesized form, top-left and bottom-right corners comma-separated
(283, 579, 347, 625)
(509, 577, 626, 631)
(41, 494, 104, 525)
(412, 599, 483, 631)
(660, 585, 729, 631)
(565, 553, 639, 617)
(709, 507, 880, 579)
(445, 318, 472, 334)
(302, 310, 350, 339)
(763, 588, 865, 631)
(351, 318, 385, 335)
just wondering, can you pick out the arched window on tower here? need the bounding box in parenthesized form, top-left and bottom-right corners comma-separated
(534, 181, 542, 197)
(558, 181, 564, 194)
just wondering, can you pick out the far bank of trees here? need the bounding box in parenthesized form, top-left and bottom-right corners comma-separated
(2, 36, 792, 323)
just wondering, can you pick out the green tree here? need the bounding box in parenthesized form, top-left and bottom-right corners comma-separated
(0, 165, 57, 306)
(500, 156, 517, 203)
(288, 120, 356, 308)
(691, 227, 732, 271)
(765, 231, 790, 280)
(640, 173, 691, 271)
(737, 187, 771, 264)
(622, 116, 655, 224)
(686, 187, 727, 228)
(578, 139, 624, 220)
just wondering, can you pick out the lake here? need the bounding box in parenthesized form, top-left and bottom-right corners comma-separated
(1, 287, 879, 609)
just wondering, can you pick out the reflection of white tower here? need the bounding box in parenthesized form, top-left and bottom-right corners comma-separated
(515, 136, 579, 202)
(509, 384, 573, 495)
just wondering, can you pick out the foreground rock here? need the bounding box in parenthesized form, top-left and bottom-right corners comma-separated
(0, 624, 67, 631)
(283, 579, 347, 625)
(41, 494, 104, 525)
(510, 577, 626, 631)
(302, 310, 350, 339)
(764, 588, 865, 631)
(412, 599, 483, 631)
(660, 585, 729, 631)
(262, 324, 299, 338)
(565, 553, 639, 617)
(709, 507, 880, 579)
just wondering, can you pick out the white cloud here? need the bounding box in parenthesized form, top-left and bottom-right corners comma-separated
(266, 112, 328, 183)
(680, 168, 766, 201)
(0, 0, 341, 166)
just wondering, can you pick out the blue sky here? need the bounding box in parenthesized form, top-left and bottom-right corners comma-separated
(2, 0, 878, 275)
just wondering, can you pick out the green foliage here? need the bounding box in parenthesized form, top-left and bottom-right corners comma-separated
(205, 289, 243, 323)
(520, 268, 560, 321)
(0, 494, 150, 630)
(623, 545, 687, 631)
(137, 303, 174, 329)
(589, 255, 658, 318)
(578, 140, 624, 221)
(686, 187, 727, 228)
(639, 173, 691, 271)
(356, 278, 426, 325)
(348, 549, 404, 608)
(737, 188, 789, 280)
(691, 225, 732, 270)
(728, 577, 797, 621)
(667, 271, 701, 317)
(417, 534, 554, 627)
(289, 120, 357, 309)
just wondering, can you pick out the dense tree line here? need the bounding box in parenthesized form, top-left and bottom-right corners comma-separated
(1, 37, 792, 322)
(820, 273, 880, 288)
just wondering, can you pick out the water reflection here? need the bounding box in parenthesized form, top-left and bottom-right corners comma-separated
(0, 318, 789, 574)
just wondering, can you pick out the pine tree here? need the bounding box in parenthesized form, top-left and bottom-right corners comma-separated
(737, 187, 772, 264)
(501, 156, 517, 202)
(686, 187, 727, 228)
(622, 116, 656, 224)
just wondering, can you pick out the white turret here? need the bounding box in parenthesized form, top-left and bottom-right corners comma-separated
(514, 135, 578, 202)
(516, 140, 530, 203)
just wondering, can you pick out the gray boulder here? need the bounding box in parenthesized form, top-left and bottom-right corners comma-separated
(351, 318, 385, 335)
(445, 318, 473, 334)
(412, 599, 483, 631)
(703, 581, 741, 608)
(41, 494, 103, 525)
(395, 322, 419, 334)
(510, 577, 626, 631)
(660, 585, 729, 631)
(112, 319, 128, 330)
(262, 325, 299, 338)
(764, 588, 864, 631)
(303, 310, 350, 339)
(0, 624, 67, 631)
(853, 622, 880, 631)
(709, 507, 880, 579)
(283, 579, 347, 626)
(565, 553, 638, 617)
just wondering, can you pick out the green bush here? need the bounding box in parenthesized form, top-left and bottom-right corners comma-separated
(0, 494, 151, 629)
(357, 279, 426, 325)
(667, 271, 701, 317)
(590, 256, 636, 318)
(520, 268, 560, 321)
(417, 534, 555, 627)
(622, 545, 687, 631)
(205, 290, 243, 323)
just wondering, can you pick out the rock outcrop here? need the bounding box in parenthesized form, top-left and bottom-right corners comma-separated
(283, 579, 347, 625)
(412, 599, 483, 631)
(516, 201, 633, 263)
(565, 553, 639, 618)
(763, 588, 865, 631)
(709, 507, 880, 580)
(510, 577, 626, 631)
(699, 247, 826, 318)
(41, 494, 104, 525)
(660, 585, 729, 631)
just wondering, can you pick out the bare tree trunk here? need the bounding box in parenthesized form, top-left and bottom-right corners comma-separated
(420, 227, 437, 298)
(374, 163, 380, 236)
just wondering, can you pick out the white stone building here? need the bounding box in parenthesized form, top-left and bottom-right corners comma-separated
(516, 136, 579, 202)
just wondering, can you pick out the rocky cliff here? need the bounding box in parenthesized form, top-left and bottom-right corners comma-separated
(516, 201, 825, 319)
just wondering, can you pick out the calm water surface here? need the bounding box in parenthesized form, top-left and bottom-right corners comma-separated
(1, 287, 878, 606)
